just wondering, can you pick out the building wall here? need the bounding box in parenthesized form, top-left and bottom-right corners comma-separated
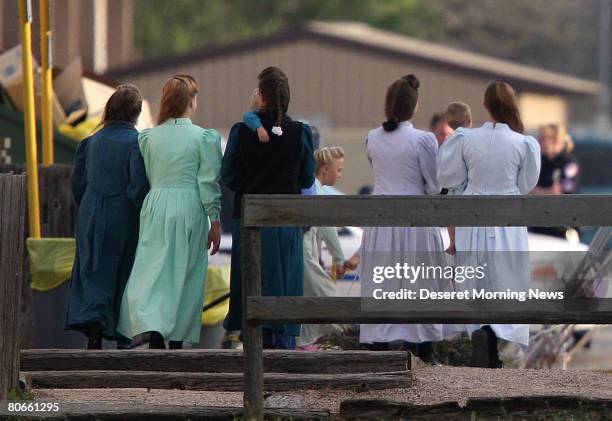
(121, 38, 501, 130)
(118, 38, 576, 193)
(0, 0, 133, 72)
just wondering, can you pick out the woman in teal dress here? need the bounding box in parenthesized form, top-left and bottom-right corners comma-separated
(117, 75, 222, 349)
(66, 85, 149, 349)
(221, 66, 316, 349)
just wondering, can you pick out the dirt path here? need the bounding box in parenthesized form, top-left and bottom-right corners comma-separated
(33, 363, 612, 414)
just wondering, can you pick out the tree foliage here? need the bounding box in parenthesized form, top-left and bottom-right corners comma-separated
(134, 0, 443, 57)
(134, 0, 602, 79)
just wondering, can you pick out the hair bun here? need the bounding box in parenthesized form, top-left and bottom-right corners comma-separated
(382, 118, 399, 132)
(403, 74, 420, 91)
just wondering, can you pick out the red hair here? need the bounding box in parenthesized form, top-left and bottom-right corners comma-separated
(157, 74, 198, 124)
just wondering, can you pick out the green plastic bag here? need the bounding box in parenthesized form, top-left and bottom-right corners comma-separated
(26, 237, 75, 291)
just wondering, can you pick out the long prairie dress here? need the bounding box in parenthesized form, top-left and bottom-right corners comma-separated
(117, 118, 222, 344)
(221, 114, 315, 341)
(359, 121, 457, 344)
(66, 122, 149, 339)
(437, 122, 541, 345)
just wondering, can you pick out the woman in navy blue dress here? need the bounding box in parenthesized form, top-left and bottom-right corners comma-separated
(66, 84, 149, 349)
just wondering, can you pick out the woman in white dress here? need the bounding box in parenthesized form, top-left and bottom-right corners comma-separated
(437, 81, 541, 368)
(347, 74, 457, 362)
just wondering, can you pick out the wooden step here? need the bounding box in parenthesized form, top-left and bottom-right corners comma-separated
(21, 349, 409, 373)
(22, 370, 412, 392)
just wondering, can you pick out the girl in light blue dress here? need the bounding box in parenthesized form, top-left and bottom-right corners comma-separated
(437, 81, 541, 368)
(117, 75, 222, 349)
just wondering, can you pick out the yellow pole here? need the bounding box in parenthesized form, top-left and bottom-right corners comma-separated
(19, 0, 41, 239)
(40, 0, 54, 165)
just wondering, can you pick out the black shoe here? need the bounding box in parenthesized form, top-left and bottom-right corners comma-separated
(169, 341, 183, 349)
(470, 328, 489, 367)
(490, 358, 503, 369)
(417, 342, 434, 364)
(87, 323, 102, 350)
(148, 331, 166, 349)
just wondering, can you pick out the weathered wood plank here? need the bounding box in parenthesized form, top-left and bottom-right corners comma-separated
(0, 402, 330, 420)
(339, 396, 612, 419)
(247, 297, 612, 324)
(339, 399, 462, 419)
(0, 164, 76, 237)
(0, 174, 26, 400)
(20, 349, 408, 373)
(242, 195, 612, 227)
(23, 370, 412, 391)
(242, 225, 264, 420)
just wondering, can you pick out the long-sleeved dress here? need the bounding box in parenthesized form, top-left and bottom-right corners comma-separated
(298, 178, 346, 347)
(117, 118, 222, 344)
(359, 121, 456, 344)
(437, 122, 541, 345)
(221, 113, 315, 341)
(66, 121, 149, 340)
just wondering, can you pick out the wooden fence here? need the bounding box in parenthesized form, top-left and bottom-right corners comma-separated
(0, 164, 75, 350)
(0, 174, 27, 400)
(240, 194, 612, 420)
(0, 164, 75, 238)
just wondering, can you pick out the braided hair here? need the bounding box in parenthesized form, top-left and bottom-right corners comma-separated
(382, 74, 420, 132)
(257, 66, 290, 129)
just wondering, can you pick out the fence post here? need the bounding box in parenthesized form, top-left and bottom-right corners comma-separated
(0, 174, 27, 400)
(242, 225, 263, 420)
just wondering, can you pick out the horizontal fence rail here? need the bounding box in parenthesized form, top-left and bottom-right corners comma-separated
(247, 297, 612, 325)
(243, 195, 612, 227)
(241, 194, 612, 420)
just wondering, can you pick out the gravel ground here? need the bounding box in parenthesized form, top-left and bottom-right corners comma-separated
(33, 361, 612, 414)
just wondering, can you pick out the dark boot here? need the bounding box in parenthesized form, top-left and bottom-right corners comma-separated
(417, 342, 435, 364)
(483, 325, 502, 368)
(87, 322, 102, 350)
(169, 341, 183, 349)
(470, 327, 490, 367)
(471, 326, 502, 368)
(148, 331, 166, 349)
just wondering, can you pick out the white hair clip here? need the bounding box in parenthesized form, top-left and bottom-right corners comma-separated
(271, 126, 283, 136)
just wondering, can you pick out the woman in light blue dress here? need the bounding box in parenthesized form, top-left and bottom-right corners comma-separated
(117, 75, 222, 349)
(437, 81, 541, 367)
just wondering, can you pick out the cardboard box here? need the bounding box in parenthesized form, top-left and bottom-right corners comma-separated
(0, 45, 66, 126)
(53, 57, 88, 125)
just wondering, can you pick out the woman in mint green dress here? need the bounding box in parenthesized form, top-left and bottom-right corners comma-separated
(117, 75, 222, 349)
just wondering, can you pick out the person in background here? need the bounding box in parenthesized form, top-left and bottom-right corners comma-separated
(117, 75, 222, 350)
(445, 101, 472, 132)
(430, 112, 453, 146)
(443, 101, 473, 255)
(530, 123, 580, 238)
(438, 80, 541, 368)
(66, 84, 149, 350)
(298, 146, 349, 350)
(221, 66, 316, 350)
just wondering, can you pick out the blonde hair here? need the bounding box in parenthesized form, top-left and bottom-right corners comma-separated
(548, 123, 574, 153)
(315, 146, 345, 173)
(445, 101, 472, 130)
